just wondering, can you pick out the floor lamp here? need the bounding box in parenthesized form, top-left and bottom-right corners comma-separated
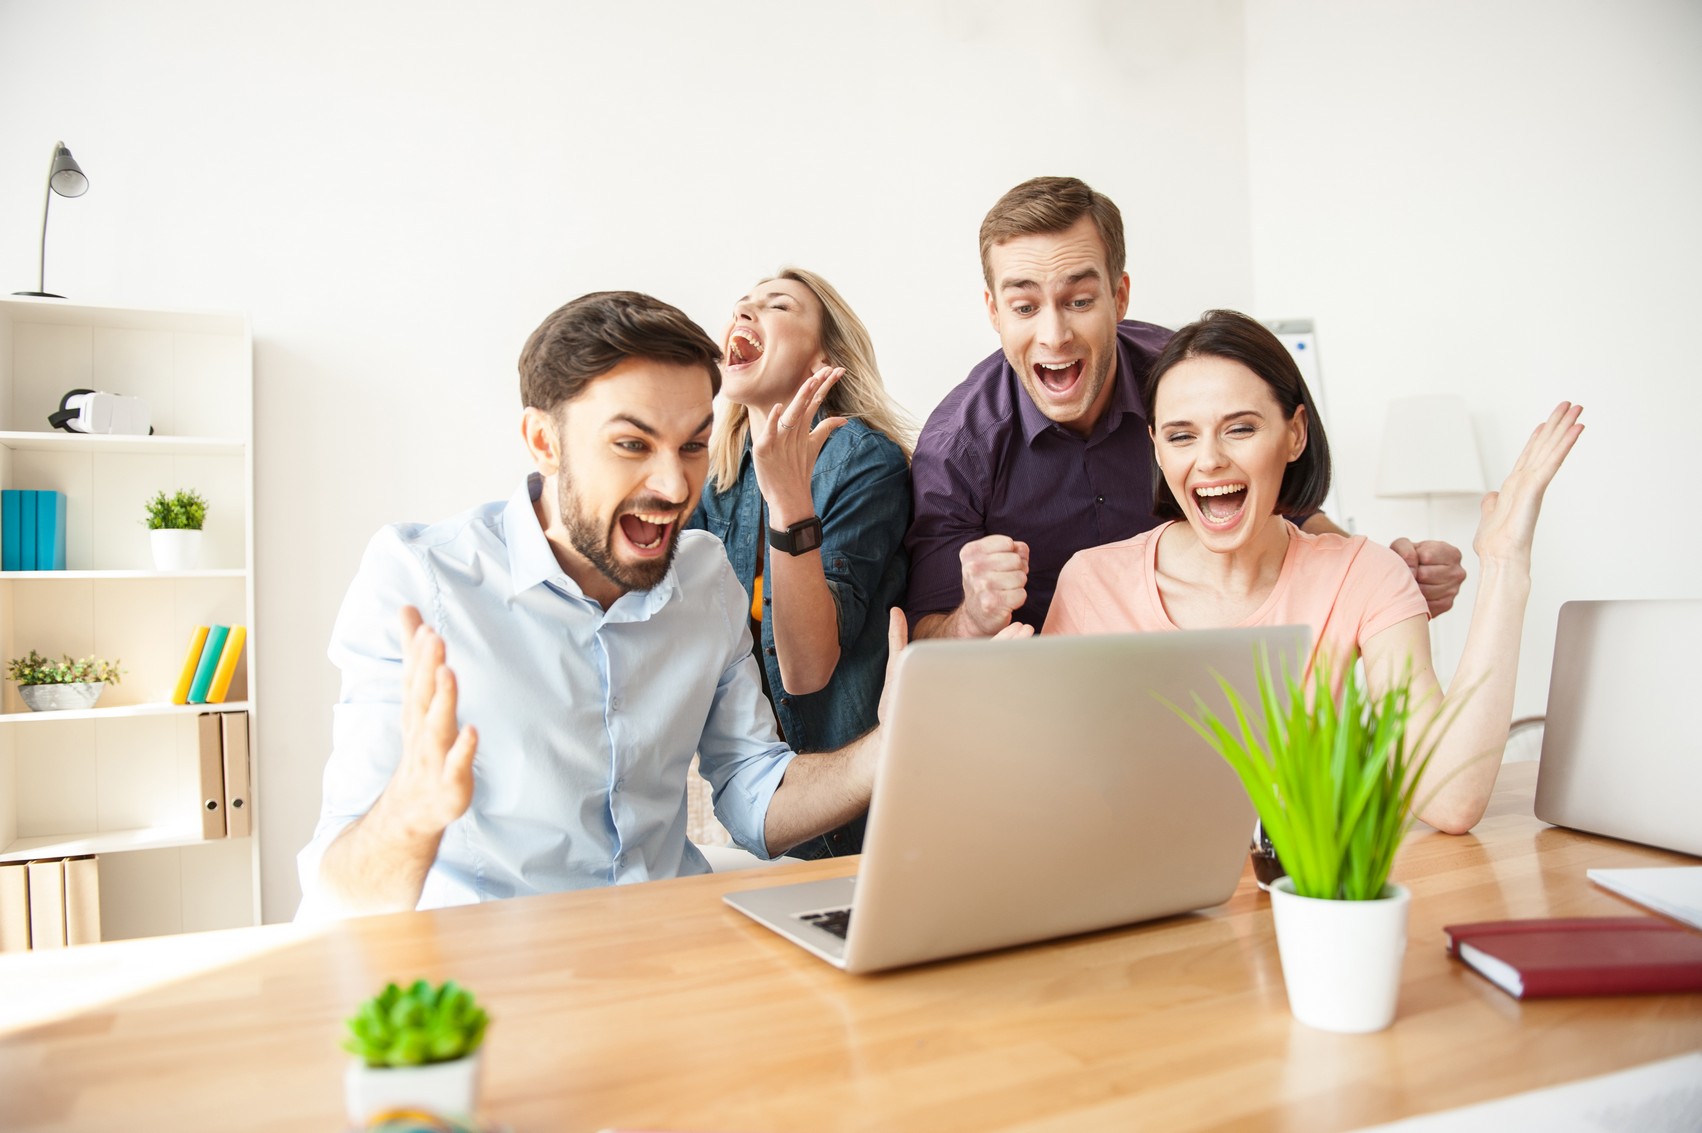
(14, 141, 89, 299)
(1374, 394, 1486, 531)
(1375, 394, 1485, 676)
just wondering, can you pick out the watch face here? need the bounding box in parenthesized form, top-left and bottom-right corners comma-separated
(770, 517, 824, 555)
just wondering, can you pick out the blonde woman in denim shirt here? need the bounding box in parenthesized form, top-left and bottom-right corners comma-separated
(688, 269, 913, 858)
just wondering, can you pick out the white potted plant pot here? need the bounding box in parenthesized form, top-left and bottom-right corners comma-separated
(18, 681, 106, 711)
(150, 529, 203, 571)
(1269, 878, 1411, 1033)
(344, 1050, 482, 1124)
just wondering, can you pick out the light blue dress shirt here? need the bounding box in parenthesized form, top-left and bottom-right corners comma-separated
(297, 475, 797, 913)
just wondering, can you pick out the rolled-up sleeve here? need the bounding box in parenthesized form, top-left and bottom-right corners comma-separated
(295, 527, 433, 916)
(815, 432, 911, 651)
(695, 562, 797, 858)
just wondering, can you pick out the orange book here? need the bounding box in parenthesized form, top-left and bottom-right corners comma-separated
(205, 626, 247, 704)
(171, 626, 211, 705)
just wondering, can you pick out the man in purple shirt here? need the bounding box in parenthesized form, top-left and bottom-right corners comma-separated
(905, 176, 1465, 638)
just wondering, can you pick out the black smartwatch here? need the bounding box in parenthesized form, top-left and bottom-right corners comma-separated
(767, 516, 824, 555)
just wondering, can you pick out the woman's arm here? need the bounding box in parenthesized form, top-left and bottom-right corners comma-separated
(752, 367, 850, 695)
(1361, 402, 1584, 834)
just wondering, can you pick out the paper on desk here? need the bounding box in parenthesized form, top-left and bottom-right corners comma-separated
(1348, 1052, 1702, 1133)
(1588, 866, 1702, 930)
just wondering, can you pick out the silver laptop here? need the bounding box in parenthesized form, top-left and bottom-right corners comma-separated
(724, 625, 1308, 973)
(1535, 599, 1702, 857)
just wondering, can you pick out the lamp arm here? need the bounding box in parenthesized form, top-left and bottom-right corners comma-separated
(35, 149, 55, 294)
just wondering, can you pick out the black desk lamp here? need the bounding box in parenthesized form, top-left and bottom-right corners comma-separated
(14, 141, 89, 298)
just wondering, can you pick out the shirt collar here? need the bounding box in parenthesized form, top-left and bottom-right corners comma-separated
(502, 473, 679, 616)
(1013, 339, 1146, 447)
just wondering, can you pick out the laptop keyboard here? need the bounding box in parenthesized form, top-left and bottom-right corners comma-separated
(799, 907, 853, 939)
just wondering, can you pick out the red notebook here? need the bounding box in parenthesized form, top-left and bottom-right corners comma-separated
(1444, 917, 1702, 999)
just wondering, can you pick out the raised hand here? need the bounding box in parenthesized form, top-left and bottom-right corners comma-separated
(383, 605, 479, 839)
(751, 366, 848, 528)
(956, 534, 1030, 637)
(1474, 402, 1585, 568)
(1389, 537, 1467, 618)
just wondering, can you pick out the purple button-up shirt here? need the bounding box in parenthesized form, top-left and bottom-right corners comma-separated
(905, 320, 1172, 630)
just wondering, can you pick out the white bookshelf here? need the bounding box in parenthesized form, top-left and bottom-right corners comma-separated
(0, 296, 258, 940)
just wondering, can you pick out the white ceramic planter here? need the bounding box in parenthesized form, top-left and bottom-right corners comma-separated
(18, 681, 106, 711)
(344, 1051, 482, 1123)
(1269, 878, 1410, 1033)
(149, 528, 203, 571)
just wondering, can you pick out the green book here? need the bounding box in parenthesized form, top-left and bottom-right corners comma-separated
(187, 625, 229, 705)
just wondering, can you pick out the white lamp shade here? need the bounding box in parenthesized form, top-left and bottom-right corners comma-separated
(1375, 394, 1486, 498)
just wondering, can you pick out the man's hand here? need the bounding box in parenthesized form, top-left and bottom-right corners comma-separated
(953, 534, 1029, 637)
(1389, 538, 1467, 619)
(375, 606, 479, 838)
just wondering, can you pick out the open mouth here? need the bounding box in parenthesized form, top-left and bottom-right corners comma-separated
(726, 327, 764, 368)
(1033, 359, 1083, 396)
(1192, 483, 1248, 528)
(617, 510, 678, 555)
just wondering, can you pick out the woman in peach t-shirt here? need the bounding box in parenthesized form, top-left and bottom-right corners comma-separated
(1044, 310, 1583, 834)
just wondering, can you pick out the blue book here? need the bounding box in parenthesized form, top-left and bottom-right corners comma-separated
(187, 625, 230, 704)
(1, 490, 20, 571)
(19, 492, 38, 570)
(35, 491, 67, 571)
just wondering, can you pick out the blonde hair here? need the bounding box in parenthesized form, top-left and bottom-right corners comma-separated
(709, 267, 914, 493)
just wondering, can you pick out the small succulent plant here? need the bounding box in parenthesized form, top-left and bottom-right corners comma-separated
(344, 979, 489, 1069)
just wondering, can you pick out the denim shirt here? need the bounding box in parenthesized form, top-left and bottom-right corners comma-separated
(688, 418, 911, 856)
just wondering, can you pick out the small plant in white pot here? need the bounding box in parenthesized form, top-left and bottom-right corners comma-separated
(344, 979, 490, 1124)
(1178, 652, 1452, 1033)
(143, 488, 207, 571)
(7, 651, 122, 711)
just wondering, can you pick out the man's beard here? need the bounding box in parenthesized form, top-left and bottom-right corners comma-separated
(558, 470, 683, 594)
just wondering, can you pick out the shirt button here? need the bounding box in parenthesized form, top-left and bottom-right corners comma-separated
(764, 646, 776, 656)
(1096, 495, 1105, 504)
(780, 696, 792, 706)
(610, 696, 621, 710)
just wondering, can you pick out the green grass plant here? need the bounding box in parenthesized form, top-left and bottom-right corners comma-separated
(143, 488, 208, 531)
(7, 650, 123, 686)
(344, 979, 489, 1068)
(1175, 649, 1446, 902)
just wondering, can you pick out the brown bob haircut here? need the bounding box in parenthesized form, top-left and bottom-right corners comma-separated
(519, 290, 721, 415)
(1142, 309, 1332, 521)
(978, 176, 1126, 289)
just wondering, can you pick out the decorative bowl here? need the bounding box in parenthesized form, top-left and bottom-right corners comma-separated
(19, 682, 106, 711)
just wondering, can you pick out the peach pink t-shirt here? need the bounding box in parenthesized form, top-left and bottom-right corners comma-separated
(1043, 521, 1429, 681)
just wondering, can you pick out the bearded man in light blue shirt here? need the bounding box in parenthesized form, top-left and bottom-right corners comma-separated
(298, 291, 892, 917)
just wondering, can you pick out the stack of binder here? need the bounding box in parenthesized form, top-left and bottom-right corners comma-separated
(172, 625, 247, 705)
(0, 856, 100, 951)
(1, 489, 69, 570)
(197, 710, 253, 839)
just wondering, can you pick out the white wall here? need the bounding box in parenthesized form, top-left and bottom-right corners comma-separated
(1244, 0, 1702, 714)
(7, 0, 1692, 924)
(0, 0, 1255, 921)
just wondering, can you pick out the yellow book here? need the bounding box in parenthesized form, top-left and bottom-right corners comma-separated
(205, 625, 247, 704)
(171, 626, 211, 705)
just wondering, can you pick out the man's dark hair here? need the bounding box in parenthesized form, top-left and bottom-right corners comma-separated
(519, 290, 721, 413)
(978, 176, 1127, 289)
(1142, 309, 1332, 520)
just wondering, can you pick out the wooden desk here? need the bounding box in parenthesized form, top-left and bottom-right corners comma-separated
(1, 764, 1698, 1132)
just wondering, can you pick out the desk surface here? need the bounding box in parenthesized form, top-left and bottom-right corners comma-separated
(2, 764, 1698, 1132)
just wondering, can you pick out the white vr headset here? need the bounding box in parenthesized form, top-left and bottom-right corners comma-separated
(49, 389, 153, 436)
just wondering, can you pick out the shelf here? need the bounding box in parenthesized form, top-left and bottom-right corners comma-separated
(0, 431, 245, 456)
(0, 700, 250, 725)
(0, 569, 246, 581)
(0, 825, 220, 863)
